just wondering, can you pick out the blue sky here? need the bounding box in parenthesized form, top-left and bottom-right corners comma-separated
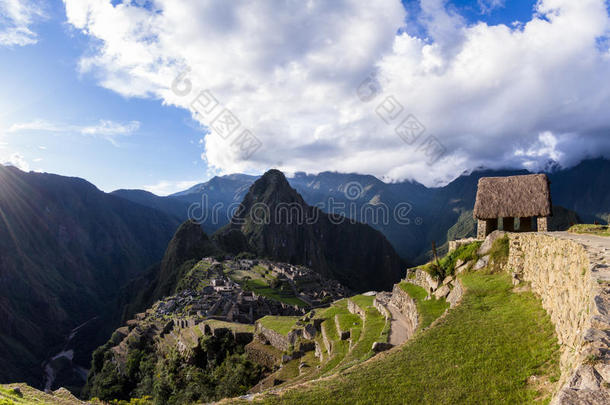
(1, 0, 609, 193)
(0, 0, 207, 193)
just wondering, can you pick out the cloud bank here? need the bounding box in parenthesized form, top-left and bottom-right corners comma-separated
(63, 0, 610, 185)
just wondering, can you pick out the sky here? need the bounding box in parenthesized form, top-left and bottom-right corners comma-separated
(1, 0, 609, 195)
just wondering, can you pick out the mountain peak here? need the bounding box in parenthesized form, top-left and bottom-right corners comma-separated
(257, 169, 290, 188)
(246, 169, 303, 205)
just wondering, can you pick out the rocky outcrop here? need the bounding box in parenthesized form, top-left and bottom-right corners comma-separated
(446, 279, 464, 308)
(505, 232, 610, 404)
(477, 230, 506, 255)
(372, 342, 393, 352)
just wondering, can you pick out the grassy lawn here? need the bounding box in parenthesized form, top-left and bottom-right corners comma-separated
(399, 282, 450, 330)
(240, 278, 308, 307)
(338, 306, 387, 371)
(336, 312, 361, 334)
(235, 273, 559, 405)
(568, 224, 610, 237)
(258, 316, 301, 336)
(349, 294, 375, 311)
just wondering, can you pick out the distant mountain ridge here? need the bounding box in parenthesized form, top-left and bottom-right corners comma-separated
(114, 158, 610, 262)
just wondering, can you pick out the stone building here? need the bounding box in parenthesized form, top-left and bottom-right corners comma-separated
(473, 174, 552, 239)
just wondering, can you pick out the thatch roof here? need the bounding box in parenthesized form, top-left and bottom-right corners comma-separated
(473, 174, 552, 220)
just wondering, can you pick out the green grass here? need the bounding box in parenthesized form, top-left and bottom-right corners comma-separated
(399, 282, 450, 330)
(488, 236, 510, 272)
(339, 307, 387, 370)
(239, 278, 308, 307)
(257, 316, 301, 336)
(336, 312, 361, 334)
(0, 387, 18, 405)
(0, 383, 87, 404)
(236, 273, 560, 405)
(348, 295, 375, 311)
(568, 224, 610, 237)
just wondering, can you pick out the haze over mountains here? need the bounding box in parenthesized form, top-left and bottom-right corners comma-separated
(0, 157, 608, 391)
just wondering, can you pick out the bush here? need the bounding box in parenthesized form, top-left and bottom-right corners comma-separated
(236, 251, 257, 260)
(422, 242, 482, 280)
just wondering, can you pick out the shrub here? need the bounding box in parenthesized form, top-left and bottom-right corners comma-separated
(236, 251, 256, 260)
(422, 242, 482, 280)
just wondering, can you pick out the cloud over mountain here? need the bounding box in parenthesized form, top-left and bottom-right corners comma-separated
(63, 0, 610, 185)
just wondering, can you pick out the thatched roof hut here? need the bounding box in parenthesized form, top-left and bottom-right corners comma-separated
(474, 174, 552, 219)
(473, 174, 552, 237)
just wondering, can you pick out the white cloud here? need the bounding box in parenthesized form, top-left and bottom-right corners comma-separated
(9, 119, 140, 146)
(4, 152, 29, 170)
(0, 0, 45, 46)
(79, 120, 140, 146)
(142, 179, 202, 196)
(478, 0, 505, 15)
(62, 0, 610, 186)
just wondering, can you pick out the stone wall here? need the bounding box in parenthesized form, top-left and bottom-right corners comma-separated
(388, 284, 418, 340)
(245, 341, 281, 369)
(407, 269, 438, 293)
(373, 294, 391, 320)
(256, 323, 301, 352)
(505, 233, 609, 403)
(347, 299, 366, 319)
(449, 237, 480, 253)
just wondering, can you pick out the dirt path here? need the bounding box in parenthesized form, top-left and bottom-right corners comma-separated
(387, 303, 410, 346)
